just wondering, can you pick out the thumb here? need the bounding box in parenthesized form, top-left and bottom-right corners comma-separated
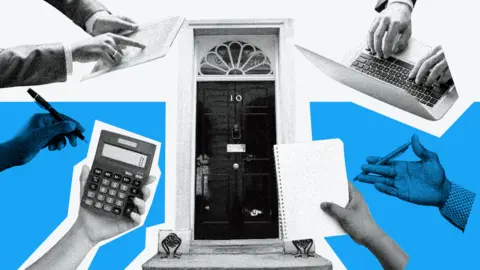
(31, 121, 77, 149)
(321, 202, 349, 222)
(79, 164, 90, 197)
(393, 27, 411, 54)
(411, 134, 438, 161)
(109, 17, 138, 31)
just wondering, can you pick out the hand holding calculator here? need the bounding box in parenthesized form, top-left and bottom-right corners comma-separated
(80, 130, 157, 221)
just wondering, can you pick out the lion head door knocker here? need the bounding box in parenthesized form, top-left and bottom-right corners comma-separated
(292, 239, 314, 258)
(231, 124, 241, 140)
(161, 233, 182, 259)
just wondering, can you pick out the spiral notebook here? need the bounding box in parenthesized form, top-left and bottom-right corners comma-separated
(274, 139, 349, 241)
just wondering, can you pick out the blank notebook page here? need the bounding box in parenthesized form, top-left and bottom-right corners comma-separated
(274, 139, 349, 241)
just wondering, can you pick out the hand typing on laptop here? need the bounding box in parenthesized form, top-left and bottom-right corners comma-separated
(368, 1, 413, 59)
(321, 182, 409, 269)
(358, 134, 476, 231)
(409, 45, 453, 86)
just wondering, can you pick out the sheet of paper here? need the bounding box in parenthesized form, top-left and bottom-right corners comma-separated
(274, 139, 349, 240)
(82, 16, 185, 81)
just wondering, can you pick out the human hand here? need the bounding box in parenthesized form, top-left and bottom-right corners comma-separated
(358, 134, 451, 208)
(408, 46, 453, 86)
(72, 33, 145, 66)
(2, 113, 84, 168)
(75, 165, 158, 245)
(91, 13, 139, 37)
(367, 2, 412, 59)
(321, 182, 383, 246)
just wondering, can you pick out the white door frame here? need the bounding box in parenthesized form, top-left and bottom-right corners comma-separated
(174, 19, 296, 242)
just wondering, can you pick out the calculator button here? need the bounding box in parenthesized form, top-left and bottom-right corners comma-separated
(125, 171, 133, 176)
(87, 191, 96, 198)
(124, 204, 135, 217)
(94, 168, 103, 175)
(120, 184, 129, 191)
(115, 200, 124, 207)
(89, 183, 98, 191)
(92, 176, 100, 183)
(99, 187, 108, 193)
(101, 179, 110, 185)
(95, 202, 103, 209)
(113, 208, 121, 215)
(97, 194, 105, 201)
(103, 205, 112, 212)
(85, 199, 94, 206)
(135, 175, 144, 180)
(127, 196, 135, 203)
(132, 180, 141, 187)
(106, 196, 115, 204)
(111, 182, 120, 189)
(113, 174, 121, 181)
(130, 187, 140, 195)
(108, 189, 117, 196)
(118, 192, 126, 199)
(104, 171, 113, 178)
(122, 177, 131, 183)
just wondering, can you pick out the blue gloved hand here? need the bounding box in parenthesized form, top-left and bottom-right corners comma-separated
(0, 113, 84, 171)
(358, 134, 451, 208)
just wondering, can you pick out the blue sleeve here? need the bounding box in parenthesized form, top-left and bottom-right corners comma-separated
(439, 182, 476, 232)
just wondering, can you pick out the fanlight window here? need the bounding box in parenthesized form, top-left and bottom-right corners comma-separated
(199, 41, 274, 76)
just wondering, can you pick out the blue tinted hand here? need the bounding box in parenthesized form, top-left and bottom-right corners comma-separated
(0, 113, 84, 171)
(358, 134, 451, 207)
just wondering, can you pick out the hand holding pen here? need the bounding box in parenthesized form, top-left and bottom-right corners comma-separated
(0, 89, 87, 171)
(355, 134, 451, 207)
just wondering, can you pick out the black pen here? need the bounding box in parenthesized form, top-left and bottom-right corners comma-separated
(27, 89, 87, 142)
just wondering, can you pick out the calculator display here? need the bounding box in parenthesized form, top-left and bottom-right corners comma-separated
(102, 143, 148, 168)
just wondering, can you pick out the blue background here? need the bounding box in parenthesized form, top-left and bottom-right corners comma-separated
(312, 102, 480, 269)
(0, 102, 165, 270)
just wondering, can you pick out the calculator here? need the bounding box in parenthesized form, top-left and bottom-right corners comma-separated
(81, 130, 157, 221)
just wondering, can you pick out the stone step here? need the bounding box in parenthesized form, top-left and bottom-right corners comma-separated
(190, 239, 285, 254)
(142, 253, 333, 270)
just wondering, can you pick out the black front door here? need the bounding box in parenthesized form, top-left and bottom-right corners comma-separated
(195, 81, 278, 240)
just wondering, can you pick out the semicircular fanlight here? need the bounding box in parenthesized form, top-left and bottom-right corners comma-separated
(199, 41, 274, 76)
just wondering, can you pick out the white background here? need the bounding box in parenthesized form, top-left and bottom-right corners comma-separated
(1, 0, 477, 269)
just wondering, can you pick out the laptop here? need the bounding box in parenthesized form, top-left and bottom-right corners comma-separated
(296, 38, 458, 121)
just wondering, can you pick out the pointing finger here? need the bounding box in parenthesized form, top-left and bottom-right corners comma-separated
(357, 174, 395, 186)
(111, 34, 146, 49)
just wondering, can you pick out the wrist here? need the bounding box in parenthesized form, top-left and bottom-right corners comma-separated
(72, 218, 98, 248)
(387, 1, 413, 13)
(362, 225, 386, 248)
(0, 140, 20, 171)
(439, 179, 452, 209)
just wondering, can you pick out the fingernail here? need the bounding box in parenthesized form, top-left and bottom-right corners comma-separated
(68, 122, 76, 130)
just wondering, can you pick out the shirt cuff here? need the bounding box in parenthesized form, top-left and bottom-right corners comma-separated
(388, 0, 414, 10)
(439, 182, 476, 232)
(85, 11, 109, 35)
(63, 44, 73, 76)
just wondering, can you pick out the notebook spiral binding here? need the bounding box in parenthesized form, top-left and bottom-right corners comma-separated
(274, 146, 288, 240)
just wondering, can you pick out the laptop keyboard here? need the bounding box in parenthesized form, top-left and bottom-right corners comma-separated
(350, 52, 453, 107)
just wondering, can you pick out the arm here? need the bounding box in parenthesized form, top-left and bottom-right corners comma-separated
(365, 229, 410, 269)
(43, 0, 106, 30)
(26, 221, 95, 270)
(439, 182, 476, 231)
(375, 0, 417, 12)
(0, 45, 67, 88)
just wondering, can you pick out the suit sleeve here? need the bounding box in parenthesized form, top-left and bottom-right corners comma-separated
(439, 182, 476, 232)
(375, 0, 417, 12)
(44, 0, 107, 30)
(0, 44, 67, 88)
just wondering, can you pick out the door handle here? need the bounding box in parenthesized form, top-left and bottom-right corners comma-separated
(231, 124, 241, 140)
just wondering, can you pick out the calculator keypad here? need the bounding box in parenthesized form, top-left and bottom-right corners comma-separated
(83, 167, 144, 219)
